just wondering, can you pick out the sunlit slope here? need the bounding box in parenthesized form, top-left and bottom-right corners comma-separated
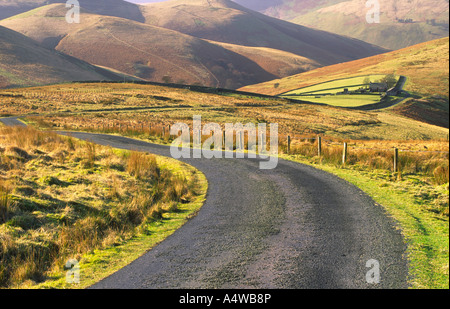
(0, 0, 145, 21)
(0, 3, 320, 88)
(1, 82, 448, 140)
(0, 25, 125, 89)
(240, 37, 449, 98)
(140, 0, 387, 66)
(234, 0, 449, 50)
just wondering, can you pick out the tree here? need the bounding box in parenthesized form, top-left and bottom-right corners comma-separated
(380, 74, 397, 89)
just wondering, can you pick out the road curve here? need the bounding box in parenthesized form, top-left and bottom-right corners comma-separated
(1, 118, 409, 289)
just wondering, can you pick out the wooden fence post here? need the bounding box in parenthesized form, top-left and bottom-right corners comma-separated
(317, 136, 322, 157)
(223, 130, 226, 149)
(287, 135, 291, 154)
(239, 131, 244, 150)
(394, 148, 399, 172)
(342, 142, 348, 165)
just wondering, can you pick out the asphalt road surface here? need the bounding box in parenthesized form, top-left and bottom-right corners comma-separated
(1, 118, 409, 289)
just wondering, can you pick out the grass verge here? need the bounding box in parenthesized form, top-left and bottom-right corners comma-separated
(0, 126, 207, 289)
(34, 155, 207, 289)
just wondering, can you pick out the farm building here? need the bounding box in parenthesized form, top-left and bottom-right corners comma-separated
(369, 82, 388, 92)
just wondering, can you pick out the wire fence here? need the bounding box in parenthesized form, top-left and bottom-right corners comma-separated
(27, 116, 450, 184)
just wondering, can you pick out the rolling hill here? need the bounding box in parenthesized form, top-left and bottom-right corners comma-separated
(0, 0, 145, 21)
(240, 37, 449, 127)
(0, 4, 281, 88)
(232, 0, 449, 50)
(139, 0, 387, 66)
(0, 0, 388, 88)
(0, 25, 130, 89)
(240, 37, 449, 97)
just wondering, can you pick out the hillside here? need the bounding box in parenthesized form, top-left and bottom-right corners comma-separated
(1, 82, 448, 141)
(0, 1, 387, 89)
(140, 0, 387, 66)
(0, 4, 281, 88)
(0, 0, 145, 21)
(233, 0, 449, 50)
(240, 37, 449, 97)
(0, 25, 129, 89)
(240, 37, 449, 127)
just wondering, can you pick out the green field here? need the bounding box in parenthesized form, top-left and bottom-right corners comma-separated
(286, 94, 385, 107)
(280, 75, 397, 107)
(282, 75, 389, 95)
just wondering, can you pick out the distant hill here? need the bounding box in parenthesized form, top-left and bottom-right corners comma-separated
(0, 4, 280, 88)
(240, 37, 449, 97)
(140, 0, 387, 66)
(0, 0, 145, 21)
(232, 0, 449, 50)
(0, 25, 129, 89)
(0, 0, 388, 89)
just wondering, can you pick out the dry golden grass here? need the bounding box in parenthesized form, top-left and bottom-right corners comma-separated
(10, 83, 446, 187)
(281, 137, 449, 185)
(0, 126, 199, 288)
(8, 82, 446, 141)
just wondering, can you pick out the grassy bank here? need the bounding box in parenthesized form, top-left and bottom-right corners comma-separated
(0, 126, 207, 289)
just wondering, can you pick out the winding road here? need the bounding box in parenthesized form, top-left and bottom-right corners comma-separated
(1, 118, 409, 289)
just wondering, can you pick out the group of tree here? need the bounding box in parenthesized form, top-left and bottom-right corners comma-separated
(363, 74, 397, 89)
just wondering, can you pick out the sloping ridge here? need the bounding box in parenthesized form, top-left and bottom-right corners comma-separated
(140, 0, 388, 66)
(57, 15, 279, 88)
(0, 0, 388, 88)
(0, 0, 145, 22)
(0, 25, 126, 88)
(240, 37, 449, 97)
(0, 3, 307, 88)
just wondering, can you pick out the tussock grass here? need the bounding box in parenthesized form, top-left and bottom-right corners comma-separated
(126, 151, 159, 180)
(2, 81, 445, 141)
(0, 181, 10, 224)
(282, 138, 449, 188)
(0, 126, 201, 288)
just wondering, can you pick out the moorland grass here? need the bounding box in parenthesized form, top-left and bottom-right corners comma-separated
(0, 126, 206, 288)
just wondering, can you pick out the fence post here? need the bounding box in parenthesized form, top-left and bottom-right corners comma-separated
(317, 136, 322, 157)
(342, 142, 348, 165)
(394, 148, 399, 172)
(287, 135, 291, 154)
(239, 131, 244, 150)
(223, 130, 226, 149)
